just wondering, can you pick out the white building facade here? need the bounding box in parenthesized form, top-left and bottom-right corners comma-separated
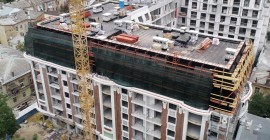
(25, 53, 252, 140)
(177, 0, 270, 54)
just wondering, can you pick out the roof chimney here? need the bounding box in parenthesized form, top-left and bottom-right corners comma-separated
(11, 72, 14, 77)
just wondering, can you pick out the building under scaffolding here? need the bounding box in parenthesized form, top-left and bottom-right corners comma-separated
(24, 1, 254, 140)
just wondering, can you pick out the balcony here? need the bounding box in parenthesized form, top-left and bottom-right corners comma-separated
(133, 131, 144, 140)
(39, 94, 45, 100)
(103, 97, 111, 108)
(241, 22, 248, 26)
(104, 109, 112, 120)
(132, 97, 145, 106)
(34, 65, 40, 71)
(250, 32, 256, 36)
(49, 82, 60, 89)
(72, 90, 79, 96)
(122, 119, 129, 126)
(122, 106, 128, 114)
(168, 109, 176, 117)
(146, 129, 161, 139)
(210, 17, 215, 22)
(104, 119, 112, 129)
(74, 113, 82, 119)
(167, 123, 176, 131)
(252, 24, 257, 28)
(51, 93, 61, 100)
(132, 122, 145, 132)
(179, 12, 187, 17)
(73, 102, 81, 108)
(209, 25, 214, 30)
(121, 94, 128, 101)
(132, 108, 146, 119)
(229, 29, 236, 33)
(201, 16, 206, 20)
(239, 31, 246, 35)
(148, 103, 162, 112)
(38, 87, 44, 93)
(47, 70, 58, 77)
(188, 113, 202, 125)
(190, 23, 196, 26)
(123, 131, 129, 138)
(233, 2, 240, 6)
(146, 116, 161, 125)
(191, 14, 197, 18)
(232, 11, 239, 15)
(230, 21, 237, 25)
(244, 1, 249, 7)
(53, 103, 63, 111)
(187, 124, 200, 140)
(102, 86, 111, 95)
(71, 78, 78, 84)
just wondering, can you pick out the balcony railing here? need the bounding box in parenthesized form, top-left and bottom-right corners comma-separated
(230, 21, 237, 25)
(201, 16, 206, 20)
(148, 103, 162, 112)
(53, 103, 63, 111)
(241, 22, 248, 26)
(132, 122, 145, 132)
(167, 122, 176, 131)
(233, 2, 240, 6)
(191, 14, 197, 18)
(132, 109, 146, 119)
(251, 32, 256, 36)
(122, 106, 128, 114)
(168, 109, 176, 117)
(239, 31, 246, 35)
(146, 129, 161, 139)
(146, 116, 161, 125)
(132, 97, 145, 105)
(121, 94, 128, 101)
(252, 24, 257, 28)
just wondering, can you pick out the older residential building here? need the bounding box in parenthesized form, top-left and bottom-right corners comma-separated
(24, 1, 254, 140)
(4, 0, 34, 11)
(177, 0, 270, 55)
(0, 4, 43, 47)
(250, 46, 270, 95)
(0, 46, 34, 112)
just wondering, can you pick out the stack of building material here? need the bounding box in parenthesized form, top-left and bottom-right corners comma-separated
(81, 11, 91, 18)
(198, 38, 212, 50)
(116, 34, 139, 44)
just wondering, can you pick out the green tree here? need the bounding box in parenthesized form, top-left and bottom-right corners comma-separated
(267, 32, 270, 41)
(0, 94, 18, 139)
(248, 92, 270, 117)
(0, 0, 15, 3)
(32, 134, 38, 140)
(16, 43, 25, 52)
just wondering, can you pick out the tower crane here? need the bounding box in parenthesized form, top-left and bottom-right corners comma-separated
(68, 0, 94, 139)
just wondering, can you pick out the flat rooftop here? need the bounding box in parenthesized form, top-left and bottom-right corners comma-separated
(37, 1, 244, 70)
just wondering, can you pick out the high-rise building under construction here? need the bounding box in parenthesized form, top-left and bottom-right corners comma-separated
(24, 1, 254, 140)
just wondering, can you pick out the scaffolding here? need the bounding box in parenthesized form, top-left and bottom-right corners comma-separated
(209, 40, 254, 115)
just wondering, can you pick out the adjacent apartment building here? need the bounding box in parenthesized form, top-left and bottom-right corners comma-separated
(24, 1, 254, 140)
(250, 45, 270, 95)
(0, 46, 34, 115)
(0, 4, 43, 47)
(177, 0, 270, 54)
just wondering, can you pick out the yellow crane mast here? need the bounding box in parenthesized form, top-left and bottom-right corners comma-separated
(68, 1, 94, 139)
